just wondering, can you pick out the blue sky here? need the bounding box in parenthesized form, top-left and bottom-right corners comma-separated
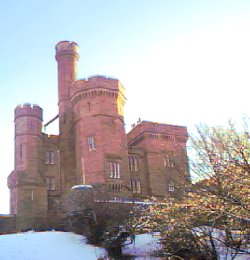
(1, 0, 250, 213)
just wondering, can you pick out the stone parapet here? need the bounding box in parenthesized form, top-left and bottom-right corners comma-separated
(127, 121, 188, 146)
(55, 41, 79, 60)
(15, 103, 43, 120)
(70, 75, 126, 104)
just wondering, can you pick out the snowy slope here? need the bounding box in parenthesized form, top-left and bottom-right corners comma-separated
(0, 231, 163, 259)
(0, 231, 107, 260)
(0, 230, 249, 259)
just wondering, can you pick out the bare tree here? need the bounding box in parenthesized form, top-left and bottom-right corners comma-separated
(130, 120, 250, 259)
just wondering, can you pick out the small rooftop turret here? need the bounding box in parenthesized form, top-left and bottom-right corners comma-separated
(55, 41, 79, 60)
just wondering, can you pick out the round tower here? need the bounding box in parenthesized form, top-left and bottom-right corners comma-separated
(10, 103, 48, 219)
(55, 41, 79, 110)
(14, 103, 43, 173)
(71, 76, 130, 196)
(55, 41, 79, 191)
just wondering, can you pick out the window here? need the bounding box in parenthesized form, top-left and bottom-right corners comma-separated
(87, 137, 95, 151)
(20, 144, 23, 159)
(45, 177, 56, 191)
(108, 184, 123, 192)
(45, 151, 55, 164)
(164, 154, 174, 167)
(30, 120, 34, 130)
(129, 156, 139, 172)
(130, 179, 141, 193)
(168, 181, 174, 192)
(108, 162, 120, 178)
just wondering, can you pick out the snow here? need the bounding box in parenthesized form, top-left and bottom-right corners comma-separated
(123, 233, 162, 257)
(0, 231, 163, 259)
(71, 185, 93, 190)
(0, 231, 107, 260)
(1, 229, 248, 259)
(193, 227, 250, 260)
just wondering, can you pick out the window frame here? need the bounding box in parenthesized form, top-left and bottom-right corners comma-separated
(164, 154, 174, 167)
(45, 176, 56, 191)
(130, 178, 141, 193)
(168, 180, 174, 192)
(129, 156, 139, 172)
(45, 151, 55, 165)
(108, 161, 120, 179)
(87, 136, 95, 151)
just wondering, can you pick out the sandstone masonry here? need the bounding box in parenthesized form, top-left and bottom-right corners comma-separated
(7, 41, 189, 221)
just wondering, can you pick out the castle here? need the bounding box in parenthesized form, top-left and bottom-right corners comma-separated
(7, 41, 189, 221)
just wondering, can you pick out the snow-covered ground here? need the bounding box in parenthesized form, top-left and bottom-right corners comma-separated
(123, 233, 162, 257)
(0, 231, 162, 260)
(1, 230, 248, 259)
(0, 231, 107, 260)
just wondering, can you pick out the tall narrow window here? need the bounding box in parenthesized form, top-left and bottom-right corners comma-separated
(130, 179, 141, 193)
(108, 162, 120, 178)
(45, 151, 55, 164)
(30, 120, 33, 129)
(45, 177, 56, 191)
(128, 156, 139, 172)
(136, 179, 141, 193)
(20, 144, 23, 159)
(87, 137, 95, 151)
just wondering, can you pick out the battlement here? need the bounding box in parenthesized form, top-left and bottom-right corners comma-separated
(55, 41, 79, 60)
(127, 120, 188, 145)
(15, 103, 43, 120)
(70, 75, 126, 103)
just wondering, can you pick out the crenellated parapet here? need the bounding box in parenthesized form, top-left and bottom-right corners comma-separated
(70, 75, 126, 105)
(15, 103, 43, 121)
(55, 41, 79, 60)
(127, 121, 188, 146)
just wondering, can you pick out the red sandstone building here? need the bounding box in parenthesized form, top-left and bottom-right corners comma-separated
(8, 41, 189, 220)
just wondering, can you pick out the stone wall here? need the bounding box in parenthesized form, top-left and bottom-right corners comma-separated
(0, 215, 16, 233)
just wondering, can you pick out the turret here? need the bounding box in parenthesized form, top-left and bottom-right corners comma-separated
(55, 41, 79, 191)
(55, 41, 79, 108)
(70, 76, 130, 196)
(55, 41, 79, 134)
(8, 103, 48, 219)
(14, 103, 43, 173)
